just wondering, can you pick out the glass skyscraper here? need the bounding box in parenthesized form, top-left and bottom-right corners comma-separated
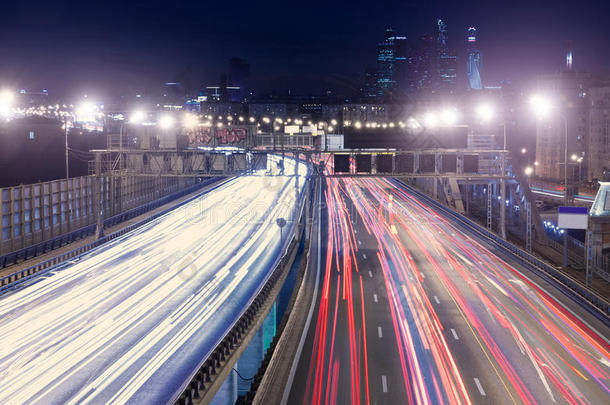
(466, 27, 483, 90)
(374, 28, 409, 99)
(437, 18, 457, 92)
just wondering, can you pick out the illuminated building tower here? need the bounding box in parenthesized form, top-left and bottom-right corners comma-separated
(566, 40, 573, 72)
(228, 58, 250, 102)
(466, 26, 482, 90)
(437, 18, 457, 92)
(375, 28, 409, 99)
(362, 68, 379, 99)
(376, 28, 397, 95)
(416, 34, 435, 90)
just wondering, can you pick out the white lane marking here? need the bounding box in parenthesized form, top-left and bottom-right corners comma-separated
(368, 271, 373, 278)
(373, 294, 378, 303)
(362, 253, 367, 260)
(381, 375, 388, 393)
(358, 240, 362, 246)
(450, 328, 459, 340)
(474, 378, 486, 396)
(378, 326, 383, 338)
(421, 273, 426, 279)
(433, 296, 440, 304)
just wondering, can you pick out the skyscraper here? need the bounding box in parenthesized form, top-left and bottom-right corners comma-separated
(466, 27, 482, 90)
(376, 28, 395, 93)
(228, 58, 250, 102)
(436, 18, 457, 92)
(375, 28, 408, 99)
(362, 68, 379, 99)
(415, 34, 436, 90)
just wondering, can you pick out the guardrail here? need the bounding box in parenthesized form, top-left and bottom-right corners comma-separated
(174, 175, 311, 405)
(396, 179, 610, 328)
(0, 178, 222, 269)
(547, 239, 584, 266)
(0, 177, 227, 295)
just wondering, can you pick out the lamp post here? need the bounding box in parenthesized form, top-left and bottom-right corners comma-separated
(475, 103, 507, 240)
(276, 117, 285, 173)
(531, 94, 569, 270)
(571, 154, 583, 184)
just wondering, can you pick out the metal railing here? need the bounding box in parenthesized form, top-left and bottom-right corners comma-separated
(173, 174, 312, 405)
(0, 177, 226, 294)
(396, 179, 610, 327)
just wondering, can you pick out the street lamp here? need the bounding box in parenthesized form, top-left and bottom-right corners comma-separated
(183, 113, 199, 129)
(158, 114, 175, 130)
(75, 101, 96, 123)
(0, 90, 14, 117)
(571, 154, 584, 183)
(440, 108, 458, 126)
(524, 166, 534, 176)
(475, 102, 508, 240)
(130, 110, 146, 124)
(475, 103, 494, 122)
(531, 93, 569, 270)
(423, 111, 438, 128)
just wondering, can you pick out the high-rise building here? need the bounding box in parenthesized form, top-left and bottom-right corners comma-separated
(466, 27, 483, 90)
(228, 58, 250, 103)
(362, 68, 379, 99)
(415, 34, 436, 91)
(437, 19, 457, 92)
(376, 28, 396, 94)
(375, 28, 408, 99)
(534, 71, 592, 181)
(587, 86, 610, 181)
(163, 82, 185, 106)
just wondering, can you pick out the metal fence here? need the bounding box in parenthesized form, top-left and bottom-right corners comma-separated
(0, 177, 226, 292)
(396, 179, 610, 327)
(1, 174, 197, 256)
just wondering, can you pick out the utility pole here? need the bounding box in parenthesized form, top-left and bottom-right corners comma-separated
(563, 117, 569, 271)
(500, 123, 507, 240)
(65, 118, 72, 232)
(94, 153, 104, 239)
(65, 121, 70, 181)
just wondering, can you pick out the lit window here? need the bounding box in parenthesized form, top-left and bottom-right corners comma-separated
(29, 131, 35, 140)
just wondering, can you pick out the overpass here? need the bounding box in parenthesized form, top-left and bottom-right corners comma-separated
(256, 176, 610, 405)
(0, 158, 308, 404)
(1, 143, 609, 405)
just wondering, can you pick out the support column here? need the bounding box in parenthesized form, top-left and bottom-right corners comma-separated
(487, 182, 493, 230)
(209, 369, 238, 405)
(234, 302, 276, 398)
(94, 153, 104, 239)
(500, 153, 507, 239)
(585, 230, 593, 287)
(465, 182, 470, 216)
(526, 201, 532, 252)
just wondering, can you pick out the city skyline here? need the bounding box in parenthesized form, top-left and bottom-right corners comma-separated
(0, 0, 608, 99)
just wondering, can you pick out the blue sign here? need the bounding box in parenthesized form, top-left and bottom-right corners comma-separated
(558, 206, 588, 215)
(558, 206, 588, 230)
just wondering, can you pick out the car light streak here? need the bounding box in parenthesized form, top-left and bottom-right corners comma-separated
(297, 176, 609, 405)
(0, 159, 307, 404)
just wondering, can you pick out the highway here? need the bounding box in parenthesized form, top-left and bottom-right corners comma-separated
(287, 177, 610, 405)
(0, 159, 307, 404)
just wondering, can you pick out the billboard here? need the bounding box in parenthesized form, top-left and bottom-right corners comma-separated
(284, 125, 300, 134)
(558, 206, 588, 230)
(187, 126, 252, 147)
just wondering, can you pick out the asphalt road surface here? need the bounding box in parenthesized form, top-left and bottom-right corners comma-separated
(287, 177, 610, 405)
(0, 160, 307, 404)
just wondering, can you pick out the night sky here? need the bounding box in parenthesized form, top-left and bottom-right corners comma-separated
(0, 0, 608, 99)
